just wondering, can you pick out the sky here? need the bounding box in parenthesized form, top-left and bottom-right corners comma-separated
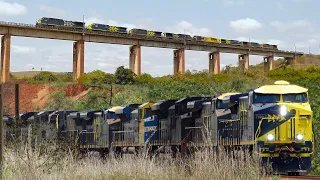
(0, 0, 319, 76)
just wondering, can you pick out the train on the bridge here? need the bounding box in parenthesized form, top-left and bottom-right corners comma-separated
(3, 80, 313, 175)
(35, 17, 278, 50)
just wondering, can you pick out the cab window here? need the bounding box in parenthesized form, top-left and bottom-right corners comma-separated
(216, 100, 228, 109)
(107, 112, 116, 119)
(253, 93, 280, 103)
(282, 93, 308, 103)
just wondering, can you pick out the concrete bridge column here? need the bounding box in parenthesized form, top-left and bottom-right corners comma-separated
(238, 54, 249, 72)
(73, 40, 84, 80)
(1, 34, 11, 83)
(209, 52, 220, 74)
(263, 56, 274, 71)
(286, 56, 297, 65)
(129, 45, 141, 75)
(173, 48, 185, 74)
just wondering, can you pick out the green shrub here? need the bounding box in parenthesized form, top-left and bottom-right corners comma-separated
(45, 90, 75, 110)
(33, 71, 58, 82)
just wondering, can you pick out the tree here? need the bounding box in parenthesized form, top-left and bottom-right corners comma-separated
(103, 73, 115, 106)
(84, 70, 107, 86)
(137, 73, 154, 84)
(114, 66, 137, 84)
(45, 90, 74, 110)
(33, 71, 58, 82)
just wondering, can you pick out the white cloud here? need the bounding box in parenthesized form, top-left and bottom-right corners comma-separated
(11, 45, 36, 54)
(229, 18, 263, 33)
(97, 62, 109, 68)
(169, 20, 212, 36)
(39, 5, 65, 17)
(0, 1, 27, 16)
(295, 39, 319, 50)
(270, 20, 311, 32)
(85, 17, 106, 25)
(306, 39, 318, 44)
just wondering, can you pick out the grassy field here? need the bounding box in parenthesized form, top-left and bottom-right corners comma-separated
(3, 142, 270, 180)
(11, 71, 64, 79)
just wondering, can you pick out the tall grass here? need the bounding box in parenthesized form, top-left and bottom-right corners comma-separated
(3, 141, 270, 180)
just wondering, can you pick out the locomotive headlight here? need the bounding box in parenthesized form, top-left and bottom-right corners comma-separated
(267, 134, 275, 141)
(296, 134, 304, 141)
(280, 105, 287, 116)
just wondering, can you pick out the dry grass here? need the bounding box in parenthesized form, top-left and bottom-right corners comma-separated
(3, 140, 271, 180)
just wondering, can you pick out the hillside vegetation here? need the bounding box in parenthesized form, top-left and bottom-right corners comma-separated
(6, 54, 320, 175)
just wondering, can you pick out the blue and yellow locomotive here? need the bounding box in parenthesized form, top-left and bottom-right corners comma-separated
(218, 80, 313, 174)
(252, 80, 313, 174)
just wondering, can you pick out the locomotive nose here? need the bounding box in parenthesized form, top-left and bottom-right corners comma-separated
(278, 146, 293, 163)
(279, 150, 289, 160)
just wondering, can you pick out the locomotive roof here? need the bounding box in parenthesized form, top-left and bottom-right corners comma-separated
(37, 110, 54, 116)
(116, 104, 140, 115)
(138, 102, 152, 109)
(19, 112, 37, 120)
(254, 80, 308, 94)
(217, 92, 240, 100)
(176, 96, 202, 103)
(131, 109, 138, 115)
(69, 109, 102, 119)
(106, 106, 121, 113)
(222, 93, 249, 104)
(151, 99, 176, 111)
(187, 99, 211, 110)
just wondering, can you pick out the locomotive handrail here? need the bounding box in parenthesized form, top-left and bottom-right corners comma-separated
(112, 130, 134, 133)
(185, 126, 203, 129)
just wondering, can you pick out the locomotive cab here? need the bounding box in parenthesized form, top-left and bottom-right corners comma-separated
(114, 104, 140, 147)
(151, 100, 177, 145)
(186, 97, 215, 147)
(170, 96, 203, 146)
(104, 106, 122, 148)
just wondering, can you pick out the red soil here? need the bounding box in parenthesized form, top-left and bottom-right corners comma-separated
(3, 81, 90, 115)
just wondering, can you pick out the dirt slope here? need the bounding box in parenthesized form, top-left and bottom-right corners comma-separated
(3, 81, 89, 115)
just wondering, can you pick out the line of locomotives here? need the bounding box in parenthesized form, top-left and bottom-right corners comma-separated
(3, 81, 313, 175)
(35, 17, 278, 50)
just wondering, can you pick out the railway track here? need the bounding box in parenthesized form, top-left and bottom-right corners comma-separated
(280, 175, 320, 180)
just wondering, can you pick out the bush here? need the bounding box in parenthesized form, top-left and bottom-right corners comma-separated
(115, 66, 137, 84)
(45, 90, 75, 110)
(32, 71, 58, 82)
(137, 73, 155, 84)
(74, 90, 110, 110)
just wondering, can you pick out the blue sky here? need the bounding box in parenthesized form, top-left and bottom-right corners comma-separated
(0, 0, 318, 76)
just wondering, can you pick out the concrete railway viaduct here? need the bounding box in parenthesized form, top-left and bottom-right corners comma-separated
(0, 21, 303, 83)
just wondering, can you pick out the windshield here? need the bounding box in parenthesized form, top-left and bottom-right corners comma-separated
(216, 100, 228, 109)
(107, 112, 116, 119)
(283, 93, 308, 103)
(254, 93, 280, 103)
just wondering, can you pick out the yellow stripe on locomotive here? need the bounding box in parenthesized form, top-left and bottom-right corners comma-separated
(204, 37, 221, 43)
(147, 31, 155, 37)
(110, 26, 119, 32)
